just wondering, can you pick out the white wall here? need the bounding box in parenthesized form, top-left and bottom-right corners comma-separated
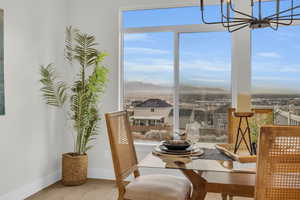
(0, 0, 68, 199)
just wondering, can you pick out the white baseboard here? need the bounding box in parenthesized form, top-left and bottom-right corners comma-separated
(0, 170, 61, 200)
(88, 168, 115, 180)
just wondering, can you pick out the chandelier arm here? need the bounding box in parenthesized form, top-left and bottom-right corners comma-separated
(289, 0, 295, 24)
(222, 22, 248, 28)
(284, 0, 296, 23)
(228, 24, 248, 33)
(201, 14, 246, 24)
(272, 0, 295, 27)
(259, 0, 262, 20)
(220, 0, 226, 27)
(226, 0, 230, 28)
(201, 0, 228, 25)
(269, 23, 279, 31)
(273, 0, 280, 31)
(273, 18, 300, 20)
(270, 1, 295, 27)
(201, 0, 251, 25)
(221, 0, 231, 28)
(270, 21, 294, 25)
(201, 10, 226, 24)
(222, 17, 248, 22)
(291, 0, 294, 21)
(268, 13, 300, 19)
(201, 7, 244, 24)
(221, 14, 253, 21)
(228, 0, 256, 19)
(270, 18, 293, 25)
(265, 5, 300, 19)
(222, 16, 253, 21)
(221, 2, 247, 23)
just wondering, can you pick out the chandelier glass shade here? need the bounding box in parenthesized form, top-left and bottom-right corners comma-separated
(200, 0, 300, 32)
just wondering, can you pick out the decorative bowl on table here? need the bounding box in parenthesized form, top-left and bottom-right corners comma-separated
(162, 140, 191, 151)
(153, 139, 204, 157)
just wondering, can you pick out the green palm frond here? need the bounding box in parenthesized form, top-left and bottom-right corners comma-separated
(39, 64, 68, 107)
(82, 107, 99, 153)
(73, 33, 99, 68)
(87, 61, 109, 103)
(65, 26, 79, 63)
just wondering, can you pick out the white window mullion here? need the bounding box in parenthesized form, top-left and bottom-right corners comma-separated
(231, 0, 252, 108)
(119, 31, 125, 110)
(173, 32, 180, 139)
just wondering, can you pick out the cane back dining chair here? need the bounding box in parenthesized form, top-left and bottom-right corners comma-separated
(105, 111, 191, 200)
(256, 125, 300, 200)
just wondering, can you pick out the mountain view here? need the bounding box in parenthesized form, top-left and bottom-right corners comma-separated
(125, 81, 229, 95)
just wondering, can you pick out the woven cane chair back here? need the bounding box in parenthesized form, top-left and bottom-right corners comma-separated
(256, 125, 300, 200)
(105, 111, 140, 191)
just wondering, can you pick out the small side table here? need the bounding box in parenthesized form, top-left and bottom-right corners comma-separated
(233, 112, 254, 155)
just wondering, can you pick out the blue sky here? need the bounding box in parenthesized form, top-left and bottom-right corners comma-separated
(123, 3, 300, 93)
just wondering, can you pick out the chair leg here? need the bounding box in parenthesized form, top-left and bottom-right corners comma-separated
(221, 193, 227, 200)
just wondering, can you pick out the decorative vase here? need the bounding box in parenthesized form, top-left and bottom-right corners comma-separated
(62, 153, 88, 186)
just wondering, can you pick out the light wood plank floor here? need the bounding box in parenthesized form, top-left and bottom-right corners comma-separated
(26, 179, 253, 200)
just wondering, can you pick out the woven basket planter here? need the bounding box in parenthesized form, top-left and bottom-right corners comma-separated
(62, 153, 88, 186)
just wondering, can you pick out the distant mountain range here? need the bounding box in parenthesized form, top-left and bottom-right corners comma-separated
(125, 81, 300, 95)
(125, 81, 229, 95)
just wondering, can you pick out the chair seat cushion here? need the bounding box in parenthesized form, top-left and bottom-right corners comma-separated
(124, 174, 191, 200)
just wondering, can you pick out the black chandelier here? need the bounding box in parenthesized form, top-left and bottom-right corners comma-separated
(200, 0, 300, 32)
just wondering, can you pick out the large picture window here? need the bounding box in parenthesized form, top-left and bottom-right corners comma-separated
(121, 2, 300, 145)
(122, 6, 232, 143)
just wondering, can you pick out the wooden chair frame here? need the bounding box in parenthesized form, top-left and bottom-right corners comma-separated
(105, 111, 140, 200)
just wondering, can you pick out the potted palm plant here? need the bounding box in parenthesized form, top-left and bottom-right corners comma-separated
(39, 27, 109, 186)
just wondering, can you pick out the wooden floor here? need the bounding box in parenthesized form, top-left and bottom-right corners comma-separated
(26, 179, 253, 200)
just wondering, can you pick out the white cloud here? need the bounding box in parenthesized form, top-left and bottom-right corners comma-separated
(257, 52, 281, 58)
(252, 62, 300, 73)
(253, 76, 299, 81)
(190, 78, 226, 82)
(124, 58, 230, 73)
(124, 59, 172, 72)
(125, 47, 169, 55)
(280, 66, 300, 73)
(182, 59, 230, 72)
(124, 34, 149, 41)
(125, 76, 172, 85)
